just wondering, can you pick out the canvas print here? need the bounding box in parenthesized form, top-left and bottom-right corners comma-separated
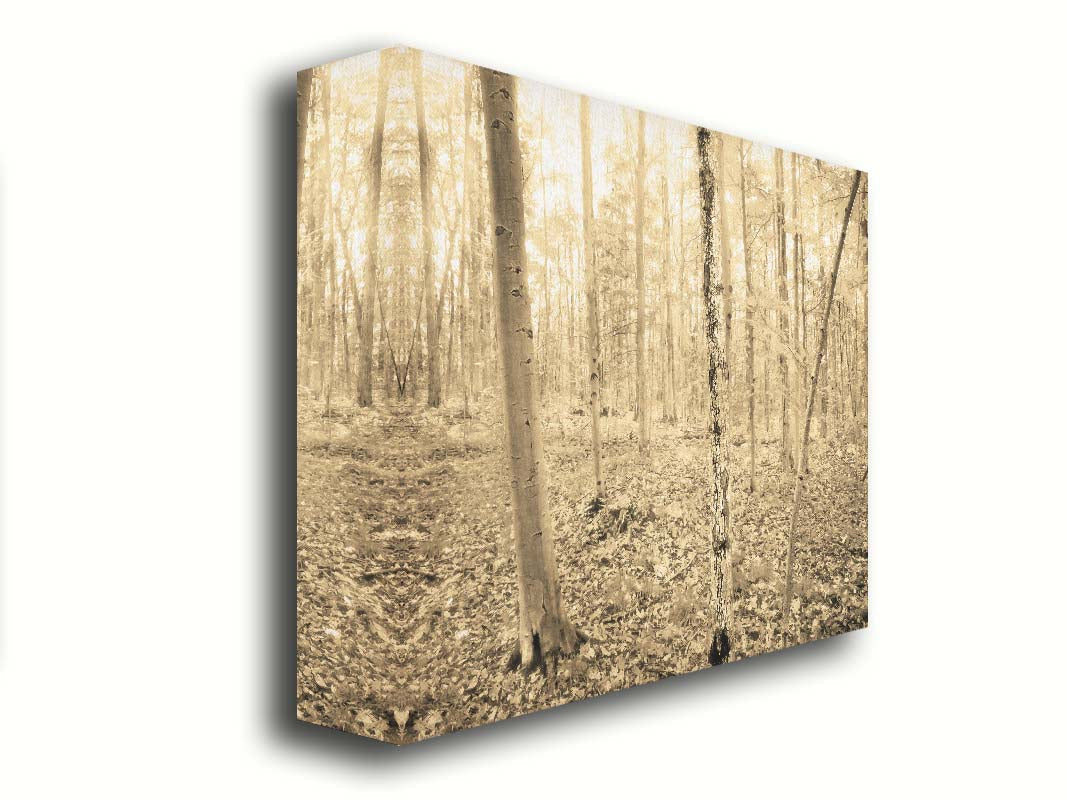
(297, 46, 868, 744)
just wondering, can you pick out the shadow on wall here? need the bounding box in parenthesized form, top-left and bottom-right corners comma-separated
(258, 47, 864, 767)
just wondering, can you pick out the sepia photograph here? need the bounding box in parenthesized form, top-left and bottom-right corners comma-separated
(7, 1, 1067, 794)
(297, 47, 868, 743)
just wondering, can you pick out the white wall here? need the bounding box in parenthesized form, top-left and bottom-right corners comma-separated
(1, 1, 1063, 796)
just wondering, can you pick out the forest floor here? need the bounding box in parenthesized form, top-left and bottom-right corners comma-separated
(296, 392, 867, 744)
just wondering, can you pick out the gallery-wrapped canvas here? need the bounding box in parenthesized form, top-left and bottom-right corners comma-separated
(297, 46, 868, 744)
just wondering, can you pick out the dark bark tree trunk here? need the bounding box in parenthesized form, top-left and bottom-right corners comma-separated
(479, 67, 580, 677)
(698, 128, 734, 665)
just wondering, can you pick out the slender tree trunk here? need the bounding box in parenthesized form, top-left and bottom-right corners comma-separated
(357, 52, 390, 406)
(473, 200, 487, 395)
(738, 139, 756, 494)
(635, 111, 649, 453)
(414, 52, 441, 407)
(296, 70, 312, 208)
(297, 69, 313, 394)
(781, 170, 863, 644)
(341, 268, 352, 394)
(579, 96, 604, 505)
(790, 151, 803, 456)
(859, 179, 869, 421)
(662, 174, 678, 423)
(309, 71, 327, 401)
(675, 171, 686, 424)
(459, 67, 473, 419)
(480, 67, 580, 677)
(538, 100, 552, 401)
(698, 128, 734, 665)
(774, 149, 793, 471)
(815, 160, 828, 439)
(320, 67, 336, 419)
(445, 268, 455, 399)
(380, 284, 392, 399)
(716, 133, 733, 395)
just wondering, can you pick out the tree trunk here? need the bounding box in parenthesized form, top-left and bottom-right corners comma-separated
(662, 174, 678, 423)
(538, 101, 552, 401)
(414, 52, 441, 407)
(479, 67, 579, 677)
(341, 267, 351, 394)
(859, 178, 869, 421)
(815, 160, 828, 439)
(698, 128, 734, 665)
(296, 70, 312, 209)
(459, 67, 473, 419)
(357, 52, 390, 407)
(297, 69, 313, 393)
(790, 151, 803, 457)
(635, 111, 649, 454)
(774, 148, 794, 471)
(738, 139, 756, 494)
(320, 67, 336, 419)
(716, 133, 733, 398)
(781, 170, 863, 644)
(579, 96, 604, 505)
(444, 267, 455, 399)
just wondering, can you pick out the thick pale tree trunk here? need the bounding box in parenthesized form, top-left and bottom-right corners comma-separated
(357, 52, 390, 407)
(635, 111, 649, 454)
(738, 139, 756, 494)
(414, 52, 441, 407)
(479, 67, 579, 677)
(697, 128, 734, 665)
(781, 170, 863, 644)
(579, 96, 604, 505)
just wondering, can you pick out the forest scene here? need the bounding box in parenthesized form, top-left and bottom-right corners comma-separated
(296, 47, 868, 745)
